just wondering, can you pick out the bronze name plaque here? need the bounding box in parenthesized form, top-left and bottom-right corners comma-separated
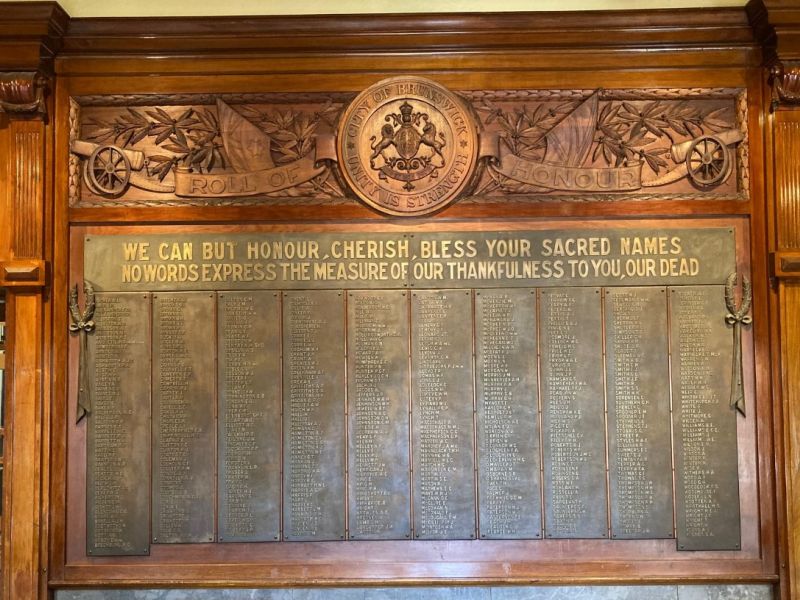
(283, 290, 346, 541)
(670, 286, 741, 551)
(540, 288, 608, 538)
(87, 293, 151, 556)
(605, 287, 674, 539)
(218, 292, 282, 542)
(83, 228, 735, 292)
(347, 291, 412, 540)
(82, 223, 746, 554)
(476, 289, 542, 539)
(411, 290, 476, 539)
(152, 293, 216, 544)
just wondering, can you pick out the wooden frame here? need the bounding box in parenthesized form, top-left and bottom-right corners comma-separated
(4, 1, 800, 598)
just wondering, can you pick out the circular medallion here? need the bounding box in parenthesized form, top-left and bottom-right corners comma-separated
(337, 76, 479, 216)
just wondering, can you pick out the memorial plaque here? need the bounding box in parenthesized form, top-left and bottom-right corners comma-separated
(84, 228, 735, 292)
(476, 289, 542, 539)
(605, 287, 674, 539)
(283, 290, 346, 541)
(347, 291, 411, 540)
(411, 290, 476, 540)
(670, 286, 741, 551)
(540, 288, 608, 538)
(218, 292, 282, 542)
(152, 292, 216, 544)
(87, 293, 151, 556)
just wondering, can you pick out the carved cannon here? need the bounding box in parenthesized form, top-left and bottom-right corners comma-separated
(71, 140, 177, 196)
(70, 140, 145, 196)
(669, 129, 743, 187)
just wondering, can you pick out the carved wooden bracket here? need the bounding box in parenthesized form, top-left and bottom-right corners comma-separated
(0, 259, 47, 288)
(0, 72, 46, 116)
(770, 63, 800, 110)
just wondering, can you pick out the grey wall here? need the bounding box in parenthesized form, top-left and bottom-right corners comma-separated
(56, 584, 773, 600)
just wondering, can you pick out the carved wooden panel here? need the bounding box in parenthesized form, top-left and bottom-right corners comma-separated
(69, 86, 748, 212)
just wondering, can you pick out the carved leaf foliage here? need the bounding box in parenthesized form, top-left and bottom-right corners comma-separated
(480, 97, 734, 180)
(85, 106, 227, 179)
(595, 100, 732, 174)
(478, 100, 577, 161)
(237, 104, 331, 165)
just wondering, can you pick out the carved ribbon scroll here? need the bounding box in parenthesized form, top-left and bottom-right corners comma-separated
(69, 282, 96, 423)
(725, 272, 751, 416)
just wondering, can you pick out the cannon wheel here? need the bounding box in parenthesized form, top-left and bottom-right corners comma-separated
(86, 145, 131, 196)
(686, 135, 730, 187)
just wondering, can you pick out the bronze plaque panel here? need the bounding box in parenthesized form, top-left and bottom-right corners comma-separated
(476, 289, 542, 539)
(283, 290, 346, 541)
(84, 228, 735, 292)
(540, 288, 608, 538)
(670, 286, 741, 551)
(152, 292, 216, 544)
(605, 287, 674, 539)
(87, 293, 151, 556)
(411, 290, 476, 540)
(218, 292, 282, 542)
(347, 291, 411, 540)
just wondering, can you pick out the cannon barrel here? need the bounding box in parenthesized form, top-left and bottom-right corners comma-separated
(670, 129, 743, 163)
(70, 140, 146, 171)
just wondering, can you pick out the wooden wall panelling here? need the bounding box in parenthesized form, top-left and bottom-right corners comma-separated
(743, 65, 782, 599)
(771, 106, 800, 600)
(0, 86, 51, 600)
(6, 2, 782, 596)
(0, 6, 65, 600)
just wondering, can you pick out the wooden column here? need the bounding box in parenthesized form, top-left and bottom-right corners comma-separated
(0, 73, 51, 600)
(770, 61, 800, 600)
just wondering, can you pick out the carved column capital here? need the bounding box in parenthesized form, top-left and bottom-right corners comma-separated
(770, 62, 800, 110)
(0, 72, 47, 117)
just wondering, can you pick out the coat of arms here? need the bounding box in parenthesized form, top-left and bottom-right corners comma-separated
(369, 101, 446, 191)
(337, 76, 479, 216)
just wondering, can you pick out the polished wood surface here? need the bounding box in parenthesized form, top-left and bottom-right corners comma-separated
(1, 1, 800, 598)
(45, 5, 779, 592)
(0, 114, 50, 600)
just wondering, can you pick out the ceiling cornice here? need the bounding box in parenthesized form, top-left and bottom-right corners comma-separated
(59, 8, 756, 57)
(0, 2, 68, 72)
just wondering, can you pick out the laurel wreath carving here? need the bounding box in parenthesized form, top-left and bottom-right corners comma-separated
(725, 272, 752, 322)
(68, 282, 96, 333)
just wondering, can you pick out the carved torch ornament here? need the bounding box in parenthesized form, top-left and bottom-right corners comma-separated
(69, 281, 96, 423)
(725, 272, 751, 416)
